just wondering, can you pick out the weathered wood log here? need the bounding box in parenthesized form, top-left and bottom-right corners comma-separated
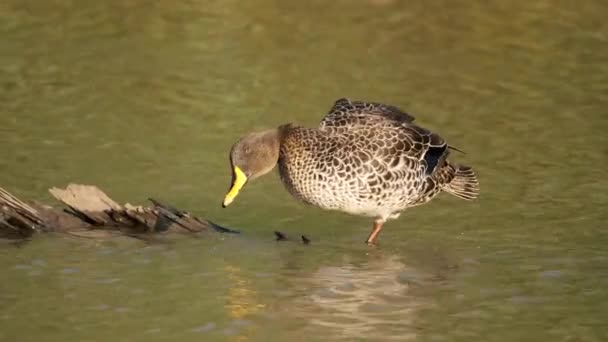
(0, 184, 239, 240)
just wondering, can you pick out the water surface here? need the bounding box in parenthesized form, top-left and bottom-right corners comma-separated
(1, 1, 607, 341)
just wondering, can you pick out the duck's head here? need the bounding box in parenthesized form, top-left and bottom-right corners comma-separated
(222, 129, 280, 207)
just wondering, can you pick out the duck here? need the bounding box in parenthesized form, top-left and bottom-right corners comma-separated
(222, 98, 479, 245)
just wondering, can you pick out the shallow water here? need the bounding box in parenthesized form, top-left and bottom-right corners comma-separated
(1, 0, 607, 341)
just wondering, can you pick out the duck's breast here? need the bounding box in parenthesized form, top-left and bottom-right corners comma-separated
(278, 126, 428, 216)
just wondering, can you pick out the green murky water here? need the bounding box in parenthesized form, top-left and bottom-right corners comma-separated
(1, 1, 607, 341)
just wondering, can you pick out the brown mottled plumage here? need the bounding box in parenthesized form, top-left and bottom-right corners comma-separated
(223, 98, 479, 245)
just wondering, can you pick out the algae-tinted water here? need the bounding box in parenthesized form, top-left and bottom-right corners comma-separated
(1, 1, 607, 341)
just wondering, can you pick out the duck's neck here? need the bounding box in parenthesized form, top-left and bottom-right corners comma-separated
(249, 128, 282, 180)
(261, 128, 281, 156)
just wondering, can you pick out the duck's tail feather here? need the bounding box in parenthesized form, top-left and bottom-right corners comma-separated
(442, 165, 479, 200)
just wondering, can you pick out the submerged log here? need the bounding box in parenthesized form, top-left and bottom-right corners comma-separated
(0, 184, 238, 240)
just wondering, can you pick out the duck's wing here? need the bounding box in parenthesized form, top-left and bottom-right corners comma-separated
(320, 98, 449, 176)
(319, 98, 415, 130)
(397, 124, 450, 175)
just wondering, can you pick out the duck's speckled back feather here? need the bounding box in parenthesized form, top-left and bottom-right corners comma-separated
(319, 98, 415, 129)
(320, 98, 448, 175)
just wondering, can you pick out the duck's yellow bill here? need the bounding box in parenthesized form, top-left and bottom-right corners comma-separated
(223, 166, 247, 207)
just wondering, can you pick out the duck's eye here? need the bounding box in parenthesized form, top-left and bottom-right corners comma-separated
(245, 148, 251, 154)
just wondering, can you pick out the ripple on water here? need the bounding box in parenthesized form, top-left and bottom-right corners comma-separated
(130, 288, 146, 295)
(98, 248, 115, 256)
(451, 309, 487, 319)
(274, 289, 294, 297)
(314, 288, 351, 300)
(131, 257, 151, 265)
(222, 327, 239, 335)
(359, 302, 392, 313)
(335, 282, 356, 292)
(13, 264, 32, 270)
(96, 277, 121, 284)
(538, 270, 564, 279)
(198, 271, 219, 277)
(61, 267, 80, 274)
(462, 257, 480, 265)
(90, 304, 110, 311)
(397, 270, 425, 286)
(519, 263, 542, 271)
(254, 272, 272, 278)
(510, 295, 545, 304)
(31, 259, 47, 267)
(191, 322, 216, 333)
(230, 319, 252, 327)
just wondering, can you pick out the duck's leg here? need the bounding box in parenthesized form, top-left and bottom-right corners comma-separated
(365, 219, 385, 245)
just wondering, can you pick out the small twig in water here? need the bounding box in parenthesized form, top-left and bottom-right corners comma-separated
(274, 231, 288, 241)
